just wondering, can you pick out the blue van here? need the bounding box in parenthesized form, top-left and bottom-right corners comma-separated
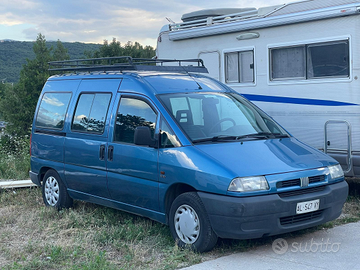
(30, 57, 348, 252)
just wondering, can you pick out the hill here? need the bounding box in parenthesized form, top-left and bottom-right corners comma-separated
(0, 40, 101, 83)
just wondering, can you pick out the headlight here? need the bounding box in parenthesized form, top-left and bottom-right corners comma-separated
(228, 176, 269, 192)
(328, 164, 344, 180)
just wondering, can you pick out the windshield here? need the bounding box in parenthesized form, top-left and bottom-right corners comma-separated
(158, 92, 289, 143)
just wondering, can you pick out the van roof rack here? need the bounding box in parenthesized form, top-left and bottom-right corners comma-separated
(48, 56, 208, 73)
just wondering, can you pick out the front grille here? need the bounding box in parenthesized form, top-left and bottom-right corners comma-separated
(276, 179, 300, 188)
(276, 175, 326, 189)
(309, 175, 325, 184)
(278, 186, 326, 198)
(280, 210, 324, 226)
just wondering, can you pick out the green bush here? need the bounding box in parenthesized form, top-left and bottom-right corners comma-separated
(0, 135, 30, 180)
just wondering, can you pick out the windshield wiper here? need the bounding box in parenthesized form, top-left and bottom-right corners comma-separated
(192, 135, 238, 144)
(235, 133, 269, 140)
(192, 133, 289, 144)
(236, 132, 290, 140)
(273, 133, 290, 138)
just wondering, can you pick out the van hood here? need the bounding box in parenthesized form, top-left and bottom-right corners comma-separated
(194, 138, 336, 177)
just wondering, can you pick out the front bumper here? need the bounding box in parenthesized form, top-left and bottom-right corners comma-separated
(198, 180, 348, 239)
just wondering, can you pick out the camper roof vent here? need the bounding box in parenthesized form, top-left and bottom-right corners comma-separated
(181, 8, 257, 22)
(171, 8, 259, 31)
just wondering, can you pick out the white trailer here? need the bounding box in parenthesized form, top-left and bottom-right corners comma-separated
(156, 0, 360, 177)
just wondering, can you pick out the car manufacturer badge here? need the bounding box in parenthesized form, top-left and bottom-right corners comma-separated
(300, 177, 309, 187)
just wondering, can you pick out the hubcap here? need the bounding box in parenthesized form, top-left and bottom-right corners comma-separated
(44, 176, 59, 206)
(174, 204, 200, 244)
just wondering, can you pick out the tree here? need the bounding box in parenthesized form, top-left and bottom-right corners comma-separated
(86, 38, 155, 59)
(0, 34, 69, 136)
(0, 82, 6, 119)
(0, 82, 5, 99)
(53, 40, 70, 61)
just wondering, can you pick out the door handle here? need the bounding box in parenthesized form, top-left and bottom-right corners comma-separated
(99, 145, 105, 160)
(108, 145, 114, 161)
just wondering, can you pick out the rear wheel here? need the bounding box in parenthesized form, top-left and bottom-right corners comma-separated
(169, 192, 218, 252)
(42, 169, 73, 210)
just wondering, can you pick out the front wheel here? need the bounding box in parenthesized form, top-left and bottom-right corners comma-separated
(169, 192, 218, 252)
(42, 169, 73, 210)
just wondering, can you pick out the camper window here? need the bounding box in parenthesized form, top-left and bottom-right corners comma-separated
(225, 50, 254, 84)
(270, 40, 349, 81)
(270, 46, 306, 80)
(307, 41, 349, 79)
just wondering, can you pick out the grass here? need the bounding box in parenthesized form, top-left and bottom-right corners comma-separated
(0, 135, 30, 180)
(0, 187, 359, 270)
(0, 188, 204, 270)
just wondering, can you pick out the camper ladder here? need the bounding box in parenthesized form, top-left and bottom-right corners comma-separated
(324, 120, 352, 174)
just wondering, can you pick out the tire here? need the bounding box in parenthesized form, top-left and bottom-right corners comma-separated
(169, 192, 218, 252)
(42, 169, 73, 210)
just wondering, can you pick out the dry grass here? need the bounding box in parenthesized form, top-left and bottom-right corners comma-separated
(0, 183, 359, 270)
(0, 188, 204, 270)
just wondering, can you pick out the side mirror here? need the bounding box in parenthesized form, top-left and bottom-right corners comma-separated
(134, 126, 157, 147)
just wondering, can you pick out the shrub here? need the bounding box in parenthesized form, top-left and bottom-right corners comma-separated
(0, 134, 30, 180)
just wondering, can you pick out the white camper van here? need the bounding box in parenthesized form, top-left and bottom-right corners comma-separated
(157, 0, 360, 177)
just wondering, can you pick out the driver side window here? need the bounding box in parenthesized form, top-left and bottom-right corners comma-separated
(114, 97, 157, 144)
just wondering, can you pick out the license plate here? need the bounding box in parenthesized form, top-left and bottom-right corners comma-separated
(296, 199, 320, 214)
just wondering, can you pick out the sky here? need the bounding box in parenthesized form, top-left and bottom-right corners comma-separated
(0, 0, 290, 47)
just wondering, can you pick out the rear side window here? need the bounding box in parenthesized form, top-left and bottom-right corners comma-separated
(35, 92, 72, 129)
(72, 93, 112, 134)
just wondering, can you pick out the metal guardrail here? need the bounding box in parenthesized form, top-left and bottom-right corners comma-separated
(0, 180, 36, 189)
